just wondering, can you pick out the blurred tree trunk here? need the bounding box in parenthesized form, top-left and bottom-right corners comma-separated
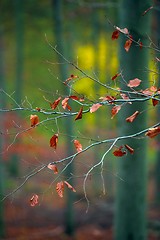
(9, 0, 24, 176)
(115, 1, 151, 240)
(0, 27, 6, 238)
(52, 0, 75, 236)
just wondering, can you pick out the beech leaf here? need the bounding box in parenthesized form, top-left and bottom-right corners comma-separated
(75, 107, 83, 121)
(50, 97, 61, 110)
(90, 103, 102, 113)
(124, 39, 132, 52)
(62, 97, 71, 111)
(111, 73, 120, 81)
(64, 181, 76, 192)
(125, 144, 134, 154)
(30, 194, 39, 207)
(145, 127, 160, 138)
(30, 115, 39, 127)
(113, 146, 126, 157)
(127, 78, 141, 88)
(56, 181, 64, 198)
(50, 134, 58, 149)
(111, 30, 119, 40)
(152, 99, 159, 107)
(116, 27, 129, 35)
(126, 111, 140, 123)
(74, 139, 82, 152)
(47, 163, 58, 174)
(111, 105, 121, 119)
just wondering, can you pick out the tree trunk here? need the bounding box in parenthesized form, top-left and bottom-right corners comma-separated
(115, 1, 151, 240)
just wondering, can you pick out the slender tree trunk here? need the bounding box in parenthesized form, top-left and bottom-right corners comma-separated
(115, 1, 151, 240)
(52, 0, 75, 235)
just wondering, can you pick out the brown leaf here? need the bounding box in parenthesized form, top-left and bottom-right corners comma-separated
(63, 74, 79, 84)
(139, 41, 143, 49)
(127, 78, 141, 88)
(56, 181, 64, 198)
(126, 111, 140, 123)
(113, 146, 126, 157)
(90, 103, 102, 113)
(74, 139, 82, 152)
(50, 97, 61, 110)
(69, 95, 79, 100)
(111, 73, 121, 81)
(120, 93, 132, 104)
(64, 181, 76, 192)
(62, 97, 71, 111)
(124, 39, 132, 52)
(125, 144, 134, 154)
(152, 99, 159, 107)
(75, 107, 83, 121)
(145, 127, 160, 138)
(47, 163, 58, 174)
(99, 95, 116, 104)
(116, 27, 129, 35)
(142, 6, 153, 16)
(111, 105, 121, 119)
(50, 134, 58, 149)
(111, 30, 119, 40)
(30, 194, 39, 207)
(30, 115, 39, 127)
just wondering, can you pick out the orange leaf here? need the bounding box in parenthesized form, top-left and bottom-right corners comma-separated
(126, 111, 140, 123)
(62, 97, 71, 111)
(112, 30, 119, 40)
(50, 134, 58, 149)
(47, 163, 58, 174)
(125, 144, 134, 154)
(152, 99, 159, 106)
(100, 95, 116, 104)
(113, 146, 126, 157)
(63, 74, 78, 84)
(145, 127, 160, 138)
(69, 95, 79, 100)
(56, 181, 64, 198)
(50, 97, 61, 110)
(111, 105, 121, 119)
(127, 78, 141, 88)
(90, 103, 102, 113)
(111, 73, 120, 81)
(75, 107, 83, 121)
(64, 181, 76, 192)
(74, 139, 82, 152)
(124, 39, 132, 52)
(30, 194, 39, 207)
(30, 115, 39, 127)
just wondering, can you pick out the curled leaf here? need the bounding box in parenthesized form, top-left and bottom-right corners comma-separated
(112, 30, 119, 40)
(74, 139, 82, 152)
(62, 97, 71, 111)
(30, 194, 39, 207)
(152, 99, 159, 107)
(111, 105, 121, 119)
(56, 181, 64, 198)
(90, 103, 102, 113)
(127, 78, 141, 88)
(64, 181, 76, 192)
(145, 127, 160, 138)
(125, 144, 134, 154)
(100, 95, 116, 104)
(116, 27, 129, 35)
(47, 163, 58, 174)
(113, 146, 126, 157)
(75, 107, 83, 121)
(112, 73, 121, 81)
(50, 134, 58, 149)
(50, 97, 61, 110)
(124, 39, 132, 52)
(30, 115, 39, 127)
(126, 111, 140, 123)
(64, 74, 78, 84)
(120, 93, 132, 104)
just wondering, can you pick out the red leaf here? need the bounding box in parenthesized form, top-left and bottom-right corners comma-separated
(112, 30, 119, 40)
(69, 95, 79, 100)
(62, 97, 71, 111)
(30, 115, 39, 127)
(139, 41, 143, 49)
(56, 181, 64, 198)
(63, 74, 78, 84)
(116, 27, 129, 35)
(152, 99, 159, 107)
(90, 103, 102, 113)
(111, 105, 121, 119)
(111, 73, 121, 81)
(30, 194, 39, 207)
(120, 93, 132, 104)
(64, 181, 76, 192)
(125, 144, 134, 154)
(124, 39, 132, 52)
(47, 163, 58, 174)
(127, 78, 141, 88)
(126, 111, 140, 123)
(74, 139, 82, 152)
(50, 97, 61, 110)
(141, 86, 159, 96)
(50, 134, 58, 149)
(113, 146, 126, 157)
(145, 127, 160, 138)
(75, 107, 83, 121)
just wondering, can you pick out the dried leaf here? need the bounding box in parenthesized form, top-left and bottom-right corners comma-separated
(30, 194, 39, 207)
(111, 30, 119, 40)
(127, 78, 141, 88)
(125, 144, 134, 154)
(30, 115, 39, 127)
(152, 99, 159, 107)
(75, 107, 83, 121)
(111, 105, 121, 119)
(47, 163, 58, 174)
(56, 181, 64, 198)
(113, 146, 126, 157)
(142, 6, 153, 16)
(74, 139, 82, 152)
(62, 97, 71, 111)
(120, 93, 132, 104)
(124, 39, 132, 52)
(64, 181, 76, 192)
(145, 127, 160, 138)
(69, 95, 79, 100)
(100, 95, 116, 104)
(50, 97, 61, 110)
(116, 27, 129, 35)
(50, 134, 58, 149)
(126, 111, 140, 123)
(63, 74, 78, 84)
(139, 41, 143, 49)
(112, 73, 121, 81)
(90, 103, 102, 113)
